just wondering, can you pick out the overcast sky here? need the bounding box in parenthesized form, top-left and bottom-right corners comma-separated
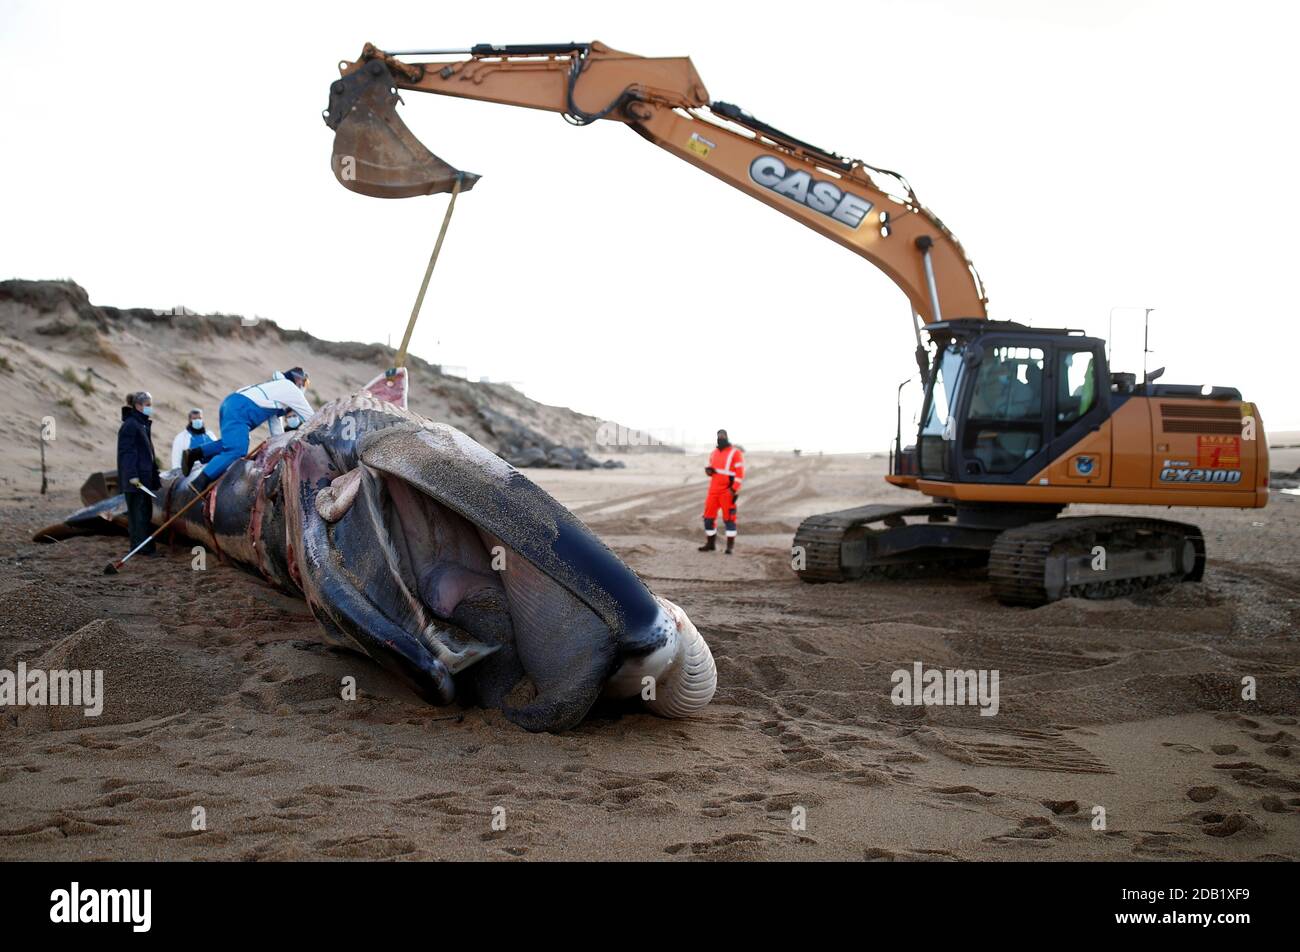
(2, 0, 1295, 452)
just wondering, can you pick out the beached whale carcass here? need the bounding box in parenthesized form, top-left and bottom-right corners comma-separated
(35, 371, 716, 732)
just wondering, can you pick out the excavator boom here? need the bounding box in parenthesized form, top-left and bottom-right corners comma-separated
(322, 41, 988, 324)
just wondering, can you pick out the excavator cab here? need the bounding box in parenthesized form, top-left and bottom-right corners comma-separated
(910, 320, 1108, 487)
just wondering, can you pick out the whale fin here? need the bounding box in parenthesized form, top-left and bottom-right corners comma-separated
(33, 494, 129, 542)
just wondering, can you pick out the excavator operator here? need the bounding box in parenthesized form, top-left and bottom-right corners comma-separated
(699, 429, 745, 555)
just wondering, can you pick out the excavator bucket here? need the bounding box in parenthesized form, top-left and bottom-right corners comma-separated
(324, 60, 479, 199)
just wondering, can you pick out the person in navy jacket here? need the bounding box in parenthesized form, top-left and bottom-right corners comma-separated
(116, 390, 162, 555)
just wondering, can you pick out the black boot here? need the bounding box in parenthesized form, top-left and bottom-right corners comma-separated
(725, 536, 735, 555)
(698, 534, 716, 552)
(180, 447, 203, 474)
(185, 470, 212, 497)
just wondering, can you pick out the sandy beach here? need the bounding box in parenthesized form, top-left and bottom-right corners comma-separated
(2, 449, 1296, 861)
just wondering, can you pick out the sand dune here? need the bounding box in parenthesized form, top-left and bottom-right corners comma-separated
(0, 279, 673, 500)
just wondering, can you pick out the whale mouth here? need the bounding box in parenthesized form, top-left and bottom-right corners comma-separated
(298, 420, 715, 732)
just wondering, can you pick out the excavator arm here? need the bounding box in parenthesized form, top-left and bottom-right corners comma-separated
(324, 41, 988, 324)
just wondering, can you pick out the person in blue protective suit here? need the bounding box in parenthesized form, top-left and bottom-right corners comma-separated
(116, 390, 162, 554)
(170, 407, 216, 472)
(185, 367, 314, 494)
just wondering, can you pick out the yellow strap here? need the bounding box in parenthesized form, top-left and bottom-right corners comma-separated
(395, 174, 464, 370)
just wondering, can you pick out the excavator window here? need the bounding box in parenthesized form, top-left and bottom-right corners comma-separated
(918, 343, 966, 478)
(964, 345, 1045, 475)
(1055, 349, 1097, 434)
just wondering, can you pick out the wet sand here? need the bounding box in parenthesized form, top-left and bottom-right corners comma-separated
(1, 451, 1297, 860)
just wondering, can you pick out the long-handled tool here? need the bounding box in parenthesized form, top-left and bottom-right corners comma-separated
(104, 481, 217, 574)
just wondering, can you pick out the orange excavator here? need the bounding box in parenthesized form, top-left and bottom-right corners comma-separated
(323, 41, 1269, 605)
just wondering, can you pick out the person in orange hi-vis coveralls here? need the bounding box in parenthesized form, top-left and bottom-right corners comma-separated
(699, 429, 745, 554)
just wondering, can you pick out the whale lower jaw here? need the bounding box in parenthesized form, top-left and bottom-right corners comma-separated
(603, 597, 717, 719)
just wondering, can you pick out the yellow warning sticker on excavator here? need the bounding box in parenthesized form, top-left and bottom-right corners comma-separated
(687, 133, 715, 158)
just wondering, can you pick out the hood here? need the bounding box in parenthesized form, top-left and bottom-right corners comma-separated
(120, 406, 151, 427)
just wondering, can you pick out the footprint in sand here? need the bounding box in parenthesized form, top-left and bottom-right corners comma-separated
(1249, 731, 1292, 744)
(986, 816, 1063, 844)
(883, 751, 928, 764)
(700, 789, 821, 822)
(1207, 758, 1300, 796)
(1041, 799, 1081, 815)
(788, 635, 827, 656)
(663, 832, 764, 858)
(666, 825, 813, 858)
(1212, 761, 1267, 773)
(1186, 785, 1219, 803)
(863, 846, 960, 862)
(1260, 795, 1300, 814)
(929, 784, 998, 801)
(1129, 831, 1209, 860)
(1199, 812, 1265, 838)
(314, 832, 420, 859)
(1215, 713, 1261, 729)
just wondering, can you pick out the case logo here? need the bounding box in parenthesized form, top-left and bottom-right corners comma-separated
(749, 156, 873, 228)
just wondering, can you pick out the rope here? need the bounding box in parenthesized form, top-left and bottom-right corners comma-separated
(394, 174, 464, 370)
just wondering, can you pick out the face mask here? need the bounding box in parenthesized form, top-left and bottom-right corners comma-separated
(140, 406, 153, 417)
(717, 437, 728, 449)
(190, 420, 204, 431)
(285, 415, 301, 430)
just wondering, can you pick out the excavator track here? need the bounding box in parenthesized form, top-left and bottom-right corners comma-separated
(794, 504, 993, 583)
(988, 516, 1205, 607)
